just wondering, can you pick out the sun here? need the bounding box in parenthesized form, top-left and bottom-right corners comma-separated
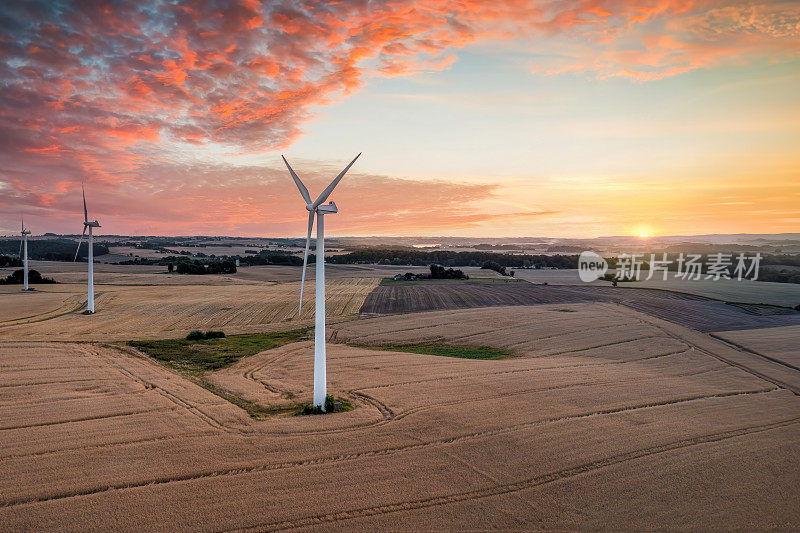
(632, 225, 653, 238)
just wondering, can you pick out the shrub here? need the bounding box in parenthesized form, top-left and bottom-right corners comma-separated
(186, 330, 227, 340)
(299, 394, 351, 415)
(186, 330, 204, 341)
(324, 394, 336, 413)
(301, 404, 325, 415)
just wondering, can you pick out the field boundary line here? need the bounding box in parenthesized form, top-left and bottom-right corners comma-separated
(614, 307, 800, 395)
(708, 332, 800, 373)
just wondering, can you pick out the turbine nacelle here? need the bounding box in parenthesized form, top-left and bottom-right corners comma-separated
(84, 220, 101, 228)
(304, 202, 337, 213)
(317, 201, 338, 215)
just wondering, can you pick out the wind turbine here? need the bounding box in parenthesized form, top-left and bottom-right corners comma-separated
(19, 216, 31, 291)
(73, 185, 101, 314)
(283, 153, 361, 410)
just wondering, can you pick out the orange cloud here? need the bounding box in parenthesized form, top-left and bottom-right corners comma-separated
(1, 0, 798, 233)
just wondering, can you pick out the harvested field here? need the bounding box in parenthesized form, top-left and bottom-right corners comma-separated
(713, 325, 800, 370)
(512, 268, 600, 285)
(514, 269, 800, 309)
(360, 282, 800, 331)
(4, 261, 244, 286)
(0, 288, 82, 323)
(0, 278, 378, 341)
(5, 261, 435, 286)
(635, 277, 800, 308)
(2, 303, 799, 530)
(232, 263, 432, 283)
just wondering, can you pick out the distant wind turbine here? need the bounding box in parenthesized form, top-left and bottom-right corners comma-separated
(283, 153, 361, 410)
(73, 185, 101, 314)
(19, 216, 31, 291)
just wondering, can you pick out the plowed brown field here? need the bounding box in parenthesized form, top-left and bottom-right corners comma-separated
(2, 303, 798, 530)
(359, 282, 800, 332)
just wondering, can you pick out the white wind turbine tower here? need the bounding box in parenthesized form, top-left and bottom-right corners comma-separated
(283, 153, 361, 410)
(19, 216, 31, 291)
(73, 185, 101, 314)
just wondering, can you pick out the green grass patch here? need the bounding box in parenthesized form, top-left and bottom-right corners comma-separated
(128, 328, 309, 372)
(355, 342, 512, 360)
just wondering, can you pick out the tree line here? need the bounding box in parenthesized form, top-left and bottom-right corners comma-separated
(0, 239, 108, 261)
(328, 249, 580, 269)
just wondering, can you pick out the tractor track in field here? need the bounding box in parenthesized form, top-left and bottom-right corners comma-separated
(102, 344, 247, 433)
(0, 388, 781, 509)
(227, 341, 702, 438)
(0, 406, 180, 431)
(0, 429, 220, 461)
(239, 415, 799, 532)
(0, 293, 100, 328)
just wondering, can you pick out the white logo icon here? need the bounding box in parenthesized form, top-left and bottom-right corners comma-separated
(578, 251, 608, 282)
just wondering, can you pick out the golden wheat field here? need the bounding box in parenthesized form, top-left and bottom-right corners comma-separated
(0, 278, 378, 340)
(1, 303, 799, 530)
(1, 265, 799, 530)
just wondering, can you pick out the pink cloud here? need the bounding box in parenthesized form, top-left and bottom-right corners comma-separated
(0, 0, 797, 233)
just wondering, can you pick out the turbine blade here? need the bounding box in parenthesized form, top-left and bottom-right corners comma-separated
(282, 155, 312, 205)
(298, 210, 314, 316)
(73, 227, 87, 262)
(311, 153, 361, 208)
(19, 237, 23, 259)
(21, 215, 24, 233)
(82, 184, 88, 223)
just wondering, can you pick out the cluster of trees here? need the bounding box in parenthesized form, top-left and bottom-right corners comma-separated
(0, 239, 108, 261)
(762, 254, 800, 267)
(0, 255, 23, 268)
(172, 259, 237, 275)
(329, 249, 579, 269)
(116, 251, 302, 270)
(427, 264, 468, 279)
(758, 268, 800, 284)
(238, 250, 304, 266)
(0, 269, 58, 285)
(481, 261, 513, 276)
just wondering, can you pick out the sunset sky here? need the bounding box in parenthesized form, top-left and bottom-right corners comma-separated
(1, 0, 798, 238)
